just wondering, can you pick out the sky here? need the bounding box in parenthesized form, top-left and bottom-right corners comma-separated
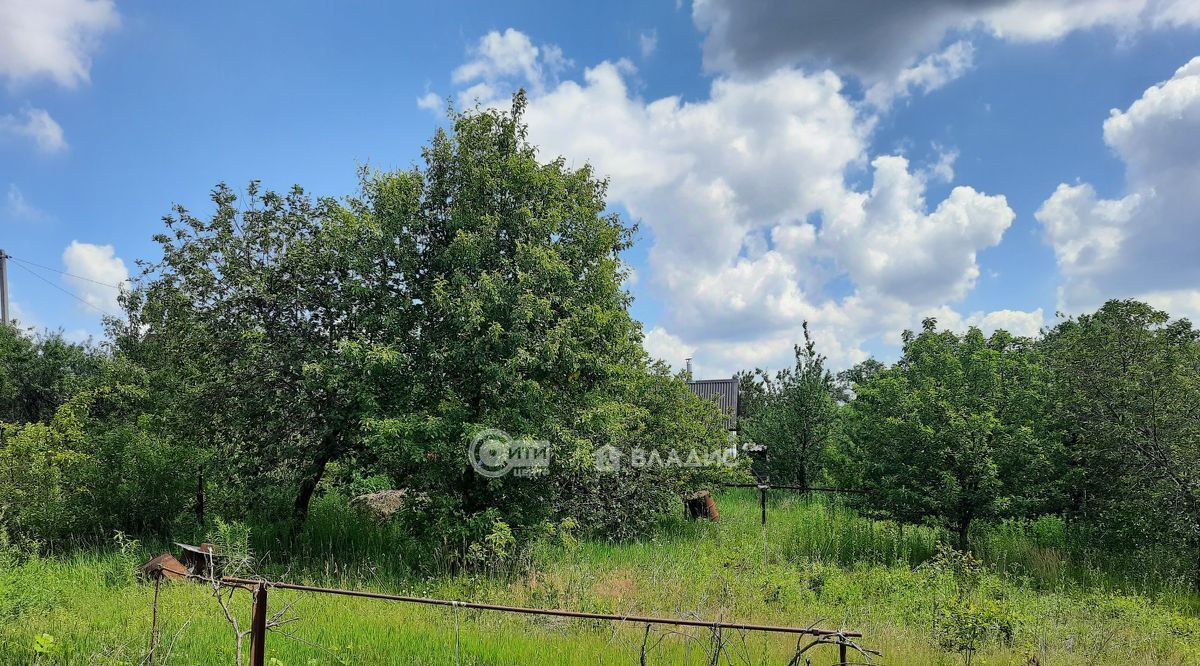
(1, 0, 1199, 376)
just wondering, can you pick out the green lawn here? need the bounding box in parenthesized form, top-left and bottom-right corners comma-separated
(3, 490, 1199, 665)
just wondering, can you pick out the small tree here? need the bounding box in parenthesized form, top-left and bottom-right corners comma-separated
(740, 322, 839, 487)
(846, 319, 1056, 550)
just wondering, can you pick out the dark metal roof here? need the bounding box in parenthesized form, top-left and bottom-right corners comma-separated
(687, 378, 738, 430)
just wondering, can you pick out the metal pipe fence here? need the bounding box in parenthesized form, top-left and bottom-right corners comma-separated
(185, 574, 869, 665)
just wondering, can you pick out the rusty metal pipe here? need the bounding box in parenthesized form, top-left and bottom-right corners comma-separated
(219, 576, 861, 638)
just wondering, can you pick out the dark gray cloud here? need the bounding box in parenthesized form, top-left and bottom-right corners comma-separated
(692, 0, 1197, 82)
(692, 0, 1005, 81)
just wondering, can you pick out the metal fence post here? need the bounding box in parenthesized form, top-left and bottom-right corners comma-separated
(758, 484, 768, 525)
(249, 582, 268, 666)
(147, 575, 161, 666)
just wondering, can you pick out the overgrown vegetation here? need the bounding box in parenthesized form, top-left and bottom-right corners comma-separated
(2, 94, 1200, 664)
(3, 492, 1199, 664)
(741, 300, 1200, 583)
(1, 96, 733, 564)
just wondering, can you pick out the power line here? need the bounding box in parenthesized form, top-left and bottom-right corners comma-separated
(9, 260, 115, 317)
(6, 254, 126, 289)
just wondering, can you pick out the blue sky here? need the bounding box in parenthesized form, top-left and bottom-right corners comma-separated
(2, 1, 1199, 375)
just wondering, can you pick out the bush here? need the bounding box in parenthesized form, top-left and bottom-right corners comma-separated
(0, 378, 190, 549)
(925, 546, 1020, 664)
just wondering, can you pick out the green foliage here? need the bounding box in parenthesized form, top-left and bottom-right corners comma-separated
(778, 496, 941, 567)
(925, 547, 1019, 664)
(1043, 299, 1200, 570)
(0, 359, 190, 547)
(739, 322, 839, 486)
(0, 327, 103, 424)
(551, 362, 738, 540)
(108, 93, 728, 559)
(206, 519, 253, 577)
(359, 94, 660, 548)
(32, 633, 57, 657)
(844, 320, 1060, 549)
(101, 531, 141, 588)
(115, 175, 395, 528)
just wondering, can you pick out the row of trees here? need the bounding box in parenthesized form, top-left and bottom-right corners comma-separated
(0, 95, 733, 556)
(4, 92, 1196, 578)
(741, 300, 1200, 561)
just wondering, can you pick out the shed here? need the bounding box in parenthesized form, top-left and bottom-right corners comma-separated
(687, 377, 739, 431)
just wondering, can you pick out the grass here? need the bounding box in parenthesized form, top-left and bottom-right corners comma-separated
(3, 490, 1200, 664)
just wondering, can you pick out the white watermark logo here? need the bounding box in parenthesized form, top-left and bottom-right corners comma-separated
(469, 428, 551, 478)
(592, 444, 735, 473)
(469, 429, 734, 477)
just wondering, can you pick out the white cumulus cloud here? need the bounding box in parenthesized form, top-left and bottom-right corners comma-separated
(440, 28, 1026, 374)
(643, 325, 696, 369)
(822, 155, 1013, 306)
(927, 306, 1046, 338)
(452, 28, 571, 96)
(1036, 56, 1200, 316)
(416, 92, 442, 114)
(0, 0, 119, 88)
(61, 240, 128, 315)
(865, 40, 975, 108)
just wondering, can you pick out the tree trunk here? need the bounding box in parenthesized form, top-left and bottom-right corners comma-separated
(292, 436, 339, 532)
(957, 516, 971, 552)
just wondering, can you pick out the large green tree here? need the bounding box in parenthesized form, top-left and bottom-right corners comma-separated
(845, 320, 1058, 549)
(116, 178, 411, 527)
(1043, 300, 1200, 568)
(360, 95, 729, 542)
(117, 94, 729, 545)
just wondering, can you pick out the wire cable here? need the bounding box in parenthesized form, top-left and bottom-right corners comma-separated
(9, 260, 115, 317)
(6, 254, 126, 289)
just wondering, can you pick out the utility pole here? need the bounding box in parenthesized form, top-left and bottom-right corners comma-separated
(0, 248, 8, 326)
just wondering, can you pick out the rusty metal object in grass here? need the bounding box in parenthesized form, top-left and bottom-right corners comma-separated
(139, 553, 190, 581)
(685, 490, 720, 521)
(175, 542, 226, 577)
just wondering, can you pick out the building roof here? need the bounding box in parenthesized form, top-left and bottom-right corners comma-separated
(687, 378, 738, 430)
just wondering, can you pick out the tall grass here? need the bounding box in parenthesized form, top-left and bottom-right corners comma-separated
(768, 493, 941, 567)
(972, 515, 1197, 605)
(3, 490, 1200, 664)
